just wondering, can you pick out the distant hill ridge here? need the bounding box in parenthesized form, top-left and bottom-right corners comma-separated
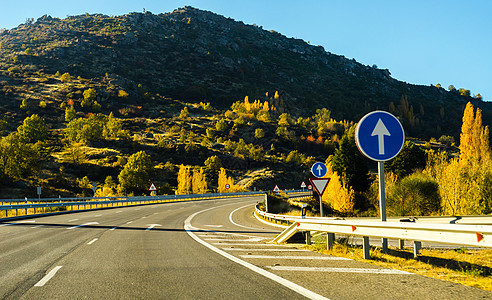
(0, 6, 490, 139)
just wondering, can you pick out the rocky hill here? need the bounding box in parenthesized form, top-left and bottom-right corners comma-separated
(0, 6, 490, 139)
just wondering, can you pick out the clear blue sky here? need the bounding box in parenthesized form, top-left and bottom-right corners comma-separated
(1, 0, 491, 101)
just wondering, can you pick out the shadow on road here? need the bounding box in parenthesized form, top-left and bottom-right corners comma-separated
(0, 222, 279, 235)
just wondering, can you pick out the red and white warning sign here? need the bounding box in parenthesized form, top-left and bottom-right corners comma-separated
(225, 183, 230, 189)
(300, 181, 307, 188)
(309, 178, 330, 196)
(149, 183, 157, 191)
(273, 185, 281, 193)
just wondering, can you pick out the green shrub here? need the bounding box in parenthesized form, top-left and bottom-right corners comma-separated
(387, 172, 441, 216)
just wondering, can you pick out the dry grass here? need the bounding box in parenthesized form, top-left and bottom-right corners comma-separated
(303, 237, 492, 292)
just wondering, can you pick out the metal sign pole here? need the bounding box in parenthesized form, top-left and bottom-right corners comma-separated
(319, 195, 323, 217)
(378, 161, 388, 252)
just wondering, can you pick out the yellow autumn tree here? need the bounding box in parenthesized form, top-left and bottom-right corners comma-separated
(322, 159, 355, 214)
(176, 164, 192, 194)
(192, 167, 208, 194)
(426, 102, 492, 215)
(217, 167, 240, 193)
(459, 102, 490, 162)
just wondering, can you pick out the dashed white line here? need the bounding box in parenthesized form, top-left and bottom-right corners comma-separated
(68, 219, 79, 222)
(110, 227, 117, 231)
(87, 238, 98, 245)
(34, 266, 62, 287)
(267, 266, 412, 275)
(126, 221, 133, 224)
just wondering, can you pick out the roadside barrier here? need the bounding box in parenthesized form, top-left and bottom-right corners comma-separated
(255, 205, 492, 259)
(0, 192, 264, 220)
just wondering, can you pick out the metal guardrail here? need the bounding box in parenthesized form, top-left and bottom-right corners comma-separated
(255, 206, 492, 259)
(0, 191, 265, 220)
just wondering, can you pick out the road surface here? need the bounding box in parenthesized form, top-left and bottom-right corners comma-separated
(0, 196, 490, 299)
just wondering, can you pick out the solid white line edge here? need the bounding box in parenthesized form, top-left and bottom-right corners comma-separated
(184, 202, 329, 300)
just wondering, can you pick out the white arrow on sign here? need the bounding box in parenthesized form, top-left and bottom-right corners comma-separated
(371, 119, 391, 155)
(316, 165, 324, 176)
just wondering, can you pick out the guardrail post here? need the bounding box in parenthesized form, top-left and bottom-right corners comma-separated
(398, 239, 405, 249)
(413, 241, 422, 258)
(363, 236, 371, 259)
(305, 231, 311, 245)
(264, 194, 268, 213)
(327, 233, 335, 250)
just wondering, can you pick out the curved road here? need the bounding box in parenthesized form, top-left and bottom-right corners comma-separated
(0, 196, 490, 299)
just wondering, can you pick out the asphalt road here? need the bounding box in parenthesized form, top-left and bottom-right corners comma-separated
(0, 196, 490, 299)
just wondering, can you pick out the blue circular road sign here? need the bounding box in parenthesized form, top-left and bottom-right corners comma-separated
(311, 162, 327, 178)
(355, 111, 405, 161)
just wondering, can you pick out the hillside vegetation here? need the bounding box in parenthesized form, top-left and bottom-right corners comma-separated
(0, 7, 490, 216)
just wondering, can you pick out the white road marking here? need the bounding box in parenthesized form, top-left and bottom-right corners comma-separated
(214, 243, 296, 247)
(115, 211, 122, 214)
(184, 203, 328, 300)
(110, 227, 117, 231)
(204, 225, 223, 228)
(222, 248, 310, 252)
(146, 224, 162, 231)
(126, 221, 133, 224)
(94, 214, 102, 217)
(240, 255, 352, 260)
(17, 220, 36, 223)
(67, 222, 99, 230)
(268, 266, 412, 275)
(203, 238, 265, 242)
(229, 203, 272, 231)
(34, 266, 62, 287)
(31, 225, 45, 228)
(87, 238, 98, 245)
(0, 223, 14, 227)
(68, 219, 79, 222)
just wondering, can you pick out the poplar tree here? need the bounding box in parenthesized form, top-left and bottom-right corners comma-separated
(176, 164, 192, 194)
(192, 167, 208, 194)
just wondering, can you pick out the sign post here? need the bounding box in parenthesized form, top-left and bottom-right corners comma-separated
(309, 178, 330, 217)
(310, 163, 328, 217)
(355, 110, 404, 252)
(92, 182, 98, 197)
(149, 182, 157, 196)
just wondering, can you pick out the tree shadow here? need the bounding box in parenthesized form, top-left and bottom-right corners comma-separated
(384, 248, 491, 276)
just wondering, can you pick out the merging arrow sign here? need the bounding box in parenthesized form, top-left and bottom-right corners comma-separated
(371, 119, 391, 155)
(309, 178, 330, 196)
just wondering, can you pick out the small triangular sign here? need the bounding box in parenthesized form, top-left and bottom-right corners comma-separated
(273, 185, 280, 192)
(309, 178, 330, 196)
(301, 181, 307, 188)
(149, 183, 157, 191)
